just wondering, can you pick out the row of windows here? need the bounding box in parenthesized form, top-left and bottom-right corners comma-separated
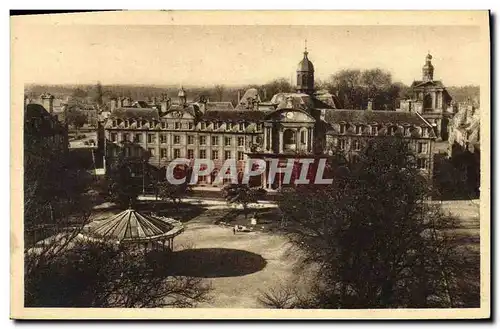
(349, 154, 427, 169)
(109, 133, 246, 147)
(338, 124, 431, 137)
(338, 139, 429, 153)
(111, 119, 261, 132)
(118, 147, 245, 161)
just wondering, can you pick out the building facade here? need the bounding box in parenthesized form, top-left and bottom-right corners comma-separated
(103, 48, 436, 189)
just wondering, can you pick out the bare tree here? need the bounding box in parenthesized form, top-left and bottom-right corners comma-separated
(214, 84, 225, 102)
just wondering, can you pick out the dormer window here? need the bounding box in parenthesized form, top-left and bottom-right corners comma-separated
(339, 123, 347, 134)
(124, 120, 130, 128)
(214, 122, 220, 130)
(200, 122, 206, 130)
(161, 121, 167, 129)
(239, 122, 245, 131)
(389, 126, 398, 136)
(175, 122, 181, 130)
(422, 127, 429, 137)
(227, 122, 233, 131)
(404, 126, 412, 137)
(112, 120, 117, 127)
(371, 125, 379, 135)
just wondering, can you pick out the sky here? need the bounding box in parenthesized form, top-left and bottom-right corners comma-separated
(15, 24, 481, 87)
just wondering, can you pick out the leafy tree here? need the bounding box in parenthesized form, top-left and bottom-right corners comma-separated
(157, 175, 193, 208)
(222, 184, 267, 219)
(326, 68, 408, 110)
(261, 78, 294, 100)
(274, 138, 479, 308)
(107, 157, 141, 208)
(25, 239, 212, 307)
(65, 107, 88, 135)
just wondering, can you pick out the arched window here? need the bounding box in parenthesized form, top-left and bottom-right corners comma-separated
(424, 94, 433, 109)
(283, 129, 295, 144)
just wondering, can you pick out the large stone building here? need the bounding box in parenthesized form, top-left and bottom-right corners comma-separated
(399, 53, 455, 140)
(103, 47, 436, 189)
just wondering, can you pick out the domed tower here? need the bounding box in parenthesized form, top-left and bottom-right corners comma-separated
(422, 53, 434, 82)
(296, 42, 315, 95)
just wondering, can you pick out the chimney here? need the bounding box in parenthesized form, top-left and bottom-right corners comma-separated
(41, 93, 54, 113)
(110, 98, 117, 112)
(367, 99, 373, 111)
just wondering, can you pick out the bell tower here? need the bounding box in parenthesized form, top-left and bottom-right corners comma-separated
(296, 40, 315, 95)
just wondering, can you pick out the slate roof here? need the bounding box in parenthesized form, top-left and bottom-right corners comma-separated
(324, 109, 430, 127)
(411, 80, 446, 88)
(201, 110, 269, 122)
(206, 102, 235, 111)
(109, 107, 160, 121)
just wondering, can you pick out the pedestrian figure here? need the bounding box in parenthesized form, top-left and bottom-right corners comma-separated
(233, 226, 236, 235)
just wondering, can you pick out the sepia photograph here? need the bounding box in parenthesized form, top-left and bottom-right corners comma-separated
(10, 10, 490, 319)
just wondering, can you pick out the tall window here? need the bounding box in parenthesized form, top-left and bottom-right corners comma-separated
(371, 125, 379, 135)
(160, 134, 167, 144)
(187, 135, 195, 144)
(160, 148, 167, 158)
(238, 137, 245, 147)
(147, 134, 155, 143)
(173, 148, 181, 158)
(237, 151, 245, 161)
(353, 140, 361, 151)
(417, 142, 428, 154)
(122, 133, 129, 142)
(173, 135, 181, 144)
(224, 150, 232, 160)
(110, 133, 117, 142)
(148, 148, 155, 156)
(212, 136, 219, 146)
(187, 149, 194, 159)
(300, 130, 307, 144)
(199, 149, 206, 159)
(199, 136, 206, 145)
(417, 158, 427, 169)
(135, 133, 142, 143)
(212, 150, 219, 160)
(339, 139, 346, 151)
(225, 136, 232, 146)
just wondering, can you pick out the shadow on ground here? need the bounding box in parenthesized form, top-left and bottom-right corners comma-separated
(148, 248, 267, 278)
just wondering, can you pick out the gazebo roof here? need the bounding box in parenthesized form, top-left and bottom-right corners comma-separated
(85, 208, 184, 243)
